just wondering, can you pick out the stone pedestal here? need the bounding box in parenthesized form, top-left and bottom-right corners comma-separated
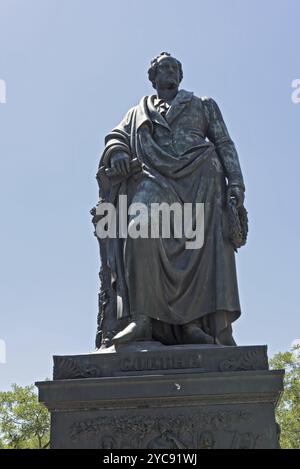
(36, 344, 284, 449)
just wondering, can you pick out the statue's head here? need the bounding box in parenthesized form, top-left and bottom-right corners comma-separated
(148, 52, 183, 90)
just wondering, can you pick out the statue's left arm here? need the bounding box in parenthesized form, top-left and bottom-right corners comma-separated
(203, 98, 245, 194)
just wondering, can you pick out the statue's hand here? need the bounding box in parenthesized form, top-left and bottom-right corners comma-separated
(227, 185, 245, 208)
(110, 151, 131, 176)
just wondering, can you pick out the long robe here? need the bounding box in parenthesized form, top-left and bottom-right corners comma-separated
(100, 89, 245, 345)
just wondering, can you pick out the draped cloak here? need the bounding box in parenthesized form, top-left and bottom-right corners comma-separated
(99, 90, 245, 345)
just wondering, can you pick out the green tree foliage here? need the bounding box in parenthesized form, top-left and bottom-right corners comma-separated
(270, 346, 300, 449)
(0, 384, 50, 449)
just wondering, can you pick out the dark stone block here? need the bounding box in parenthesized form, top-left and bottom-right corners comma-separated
(36, 345, 284, 449)
(53, 343, 269, 380)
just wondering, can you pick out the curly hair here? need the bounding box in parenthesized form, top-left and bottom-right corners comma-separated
(148, 52, 183, 89)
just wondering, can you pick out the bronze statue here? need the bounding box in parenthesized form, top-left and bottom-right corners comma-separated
(92, 52, 247, 349)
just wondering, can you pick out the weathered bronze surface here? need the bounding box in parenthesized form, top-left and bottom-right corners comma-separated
(93, 52, 247, 348)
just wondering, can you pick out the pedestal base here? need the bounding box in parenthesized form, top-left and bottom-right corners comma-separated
(36, 344, 284, 449)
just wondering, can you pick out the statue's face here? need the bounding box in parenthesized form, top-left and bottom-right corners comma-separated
(154, 57, 181, 90)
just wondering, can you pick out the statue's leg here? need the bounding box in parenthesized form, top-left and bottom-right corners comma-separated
(111, 314, 152, 344)
(112, 180, 166, 345)
(182, 319, 214, 345)
(215, 323, 237, 346)
(206, 310, 238, 346)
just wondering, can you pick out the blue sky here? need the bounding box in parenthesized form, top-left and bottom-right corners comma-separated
(0, 0, 299, 390)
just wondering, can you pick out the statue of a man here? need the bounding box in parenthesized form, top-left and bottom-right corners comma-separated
(95, 52, 246, 348)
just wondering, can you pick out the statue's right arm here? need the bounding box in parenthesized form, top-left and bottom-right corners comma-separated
(100, 107, 135, 170)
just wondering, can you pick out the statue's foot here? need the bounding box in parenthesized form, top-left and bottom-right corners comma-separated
(182, 323, 214, 345)
(215, 332, 237, 346)
(112, 316, 152, 345)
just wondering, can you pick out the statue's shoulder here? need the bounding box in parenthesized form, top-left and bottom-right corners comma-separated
(119, 101, 143, 126)
(118, 97, 150, 129)
(199, 96, 217, 106)
(197, 96, 221, 117)
(189, 94, 216, 109)
(125, 96, 149, 116)
(125, 103, 139, 116)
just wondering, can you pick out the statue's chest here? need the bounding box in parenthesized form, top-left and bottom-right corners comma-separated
(152, 107, 208, 155)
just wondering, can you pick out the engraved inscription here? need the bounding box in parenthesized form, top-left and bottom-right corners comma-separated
(70, 410, 251, 449)
(120, 353, 203, 372)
